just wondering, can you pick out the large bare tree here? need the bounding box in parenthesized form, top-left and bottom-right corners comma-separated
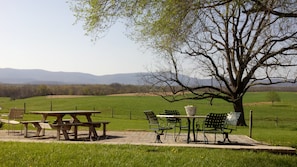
(70, 0, 297, 125)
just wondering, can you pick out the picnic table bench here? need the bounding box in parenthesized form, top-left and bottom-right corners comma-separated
(50, 122, 85, 140)
(82, 121, 110, 139)
(21, 118, 110, 140)
(42, 121, 110, 140)
(21, 119, 74, 138)
(21, 120, 49, 137)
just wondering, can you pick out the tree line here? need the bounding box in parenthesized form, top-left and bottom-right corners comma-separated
(0, 83, 295, 100)
(0, 83, 151, 100)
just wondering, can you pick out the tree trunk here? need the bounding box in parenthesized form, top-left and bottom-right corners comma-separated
(233, 97, 247, 126)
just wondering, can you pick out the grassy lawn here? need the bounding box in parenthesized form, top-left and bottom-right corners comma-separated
(0, 142, 296, 167)
(0, 92, 296, 166)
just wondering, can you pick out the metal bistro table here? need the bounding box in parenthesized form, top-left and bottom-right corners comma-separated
(30, 110, 101, 140)
(157, 115, 206, 143)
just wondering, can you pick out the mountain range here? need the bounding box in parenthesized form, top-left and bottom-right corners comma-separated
(0, 68, 296, 87)
(0, 68, 146, 85)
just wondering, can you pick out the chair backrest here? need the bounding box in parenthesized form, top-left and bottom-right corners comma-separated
(144, 110, 159, 125)
(8, 108, 25, 120)
(226, 112, 241, 126)
(204, 113, 227, 129)
(164, 110, 181, 123)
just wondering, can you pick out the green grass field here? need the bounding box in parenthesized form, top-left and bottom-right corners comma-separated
(0, 92, 296, 166)
(0, 142, 296, 167)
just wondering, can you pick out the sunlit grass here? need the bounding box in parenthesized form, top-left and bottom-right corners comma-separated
(0, 142, 296, 167)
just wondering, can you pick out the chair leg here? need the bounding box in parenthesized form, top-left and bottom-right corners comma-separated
(203, 132, 208, 144)
(174, 127, 180, 142)
(155, 134, 162, 143)
(223, 133, 231, 143)
(6, 124, 21, 135)
(175, 125, 185, 142)
(173, 126, 176, 141)
(155, 130, 164, 143)
(7, 124, 14, 135)
(161, 130, 166, 141)
(20, 124, 23, 135)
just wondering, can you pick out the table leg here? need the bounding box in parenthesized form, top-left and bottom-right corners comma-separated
(74, 125, 78, 140)
(57, 115, 69, 140)
(85, 115, 98, 139)
(42, 128, 45, 136)
(23, 123, 28, 138)
(192, 118, 196, 142)
(102, 123, 107, 137)
(41, 115, 47, 136)
(56, 127, 60, 140)
(69, 114, 80, 140)
(187, 118, 191, 143)
(33, 123, 42, 137)
(61, 129, 69, 140)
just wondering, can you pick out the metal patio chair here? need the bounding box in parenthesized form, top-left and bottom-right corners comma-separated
(196, 113, 227, 143)
(144, 110, 172, 143)
(164, 110, 188, 141)
(222, 112, 241, 143)
(0, 108, 25, 134)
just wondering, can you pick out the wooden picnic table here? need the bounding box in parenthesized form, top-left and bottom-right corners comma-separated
(30, 110, 101, 140)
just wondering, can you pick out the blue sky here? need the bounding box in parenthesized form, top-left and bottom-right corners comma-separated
(0, 0, 153, 76)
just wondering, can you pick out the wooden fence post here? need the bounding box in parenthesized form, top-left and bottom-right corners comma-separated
(130, 111, 132, 120)
(111, 108, 114, 118)
(249, 110, 253, 138)
(275, 117, 279, 127)
(93, 107, 96, 116)
(24, 103, 26, 113)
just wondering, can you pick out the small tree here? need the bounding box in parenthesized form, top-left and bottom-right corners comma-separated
(267, 91, 281, 105)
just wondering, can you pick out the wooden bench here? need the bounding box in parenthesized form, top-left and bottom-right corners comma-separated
(50, 122, 84, 140)
(22, 121, 83, 140)
(21, 120, 110, 141)
(51, 121, 110, 140)
(21, 120, 49, 138)
(82, 121, 110, 140)
(50, 119, 75, 131)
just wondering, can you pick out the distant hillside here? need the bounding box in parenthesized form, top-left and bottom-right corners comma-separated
(0, 68, 145, 85)
(0, 68, 296, 88)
